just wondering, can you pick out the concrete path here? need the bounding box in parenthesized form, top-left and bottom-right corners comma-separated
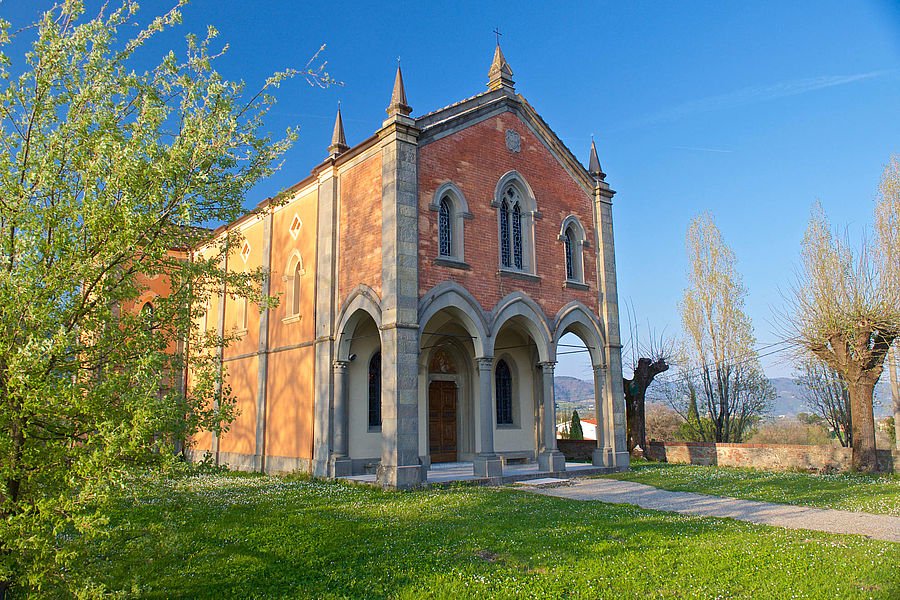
(526, 479, 900, 543)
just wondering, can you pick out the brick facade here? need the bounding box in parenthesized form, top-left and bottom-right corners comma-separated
(418, 112, 598, 319)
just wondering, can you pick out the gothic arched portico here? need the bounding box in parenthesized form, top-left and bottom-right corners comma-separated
(418, 284, 500, 477)
(331, 287, 383, 476)
(551, 301, 619, 467)
(489, 293, 565, 472)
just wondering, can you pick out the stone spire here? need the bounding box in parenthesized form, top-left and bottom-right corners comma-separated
(328, 104, 349, 157)
(386, 64, 412, 117)
(588, 137, 605, 180)
(487, 43, 515, 92)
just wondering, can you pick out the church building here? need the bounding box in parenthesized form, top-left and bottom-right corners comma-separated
(187, 45, 629, 488)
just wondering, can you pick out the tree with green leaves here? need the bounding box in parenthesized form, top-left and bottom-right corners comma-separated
(674, 214, 774, 443)
(569, 410, 584, 440)
(0, 2, 331, 594)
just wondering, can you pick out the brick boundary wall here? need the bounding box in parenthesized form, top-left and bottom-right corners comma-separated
(556, 439, 598, 463)
(645, 441, 897, 473)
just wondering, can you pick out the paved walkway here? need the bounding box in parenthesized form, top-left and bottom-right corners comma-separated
(526, 479, 900, 543)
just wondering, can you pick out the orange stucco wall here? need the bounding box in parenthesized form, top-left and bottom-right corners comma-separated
(418, 111, 599, 318)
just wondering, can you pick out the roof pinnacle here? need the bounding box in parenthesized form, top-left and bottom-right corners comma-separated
(588, 137, 605, 180)
(487, 40, 515, 92)
(328, 104, 349, 157)
(386, 63, 412, 117)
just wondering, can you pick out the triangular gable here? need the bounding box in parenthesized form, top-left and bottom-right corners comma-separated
(417, 90, 610, 198)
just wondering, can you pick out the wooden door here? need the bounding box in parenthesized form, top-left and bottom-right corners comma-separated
(428, 381, 457, 463)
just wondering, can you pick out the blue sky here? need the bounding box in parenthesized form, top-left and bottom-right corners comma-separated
(5, 1, 900, 380)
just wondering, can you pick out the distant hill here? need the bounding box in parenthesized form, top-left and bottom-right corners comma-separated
(556, 375, 894, 420)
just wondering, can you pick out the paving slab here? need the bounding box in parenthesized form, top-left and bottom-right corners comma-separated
(526, 478, 900, 543)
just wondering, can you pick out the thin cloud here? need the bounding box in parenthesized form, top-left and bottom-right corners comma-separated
(627, 71, 889, 129)
(673, 145, 734, 154)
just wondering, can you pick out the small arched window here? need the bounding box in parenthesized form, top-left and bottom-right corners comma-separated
(495, 359, 513, 425)
(438, 197, 452, 256)
(291, 260, 302, 315)
(368, 351, 382, 429)
(141, 302, 155, 331)
(559, 216, 587, 284)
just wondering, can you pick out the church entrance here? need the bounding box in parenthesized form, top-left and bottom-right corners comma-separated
(428, 381, 458, 463)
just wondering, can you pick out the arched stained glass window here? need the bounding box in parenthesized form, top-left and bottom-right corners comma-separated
(564, 228, 575, 280)
(368, 351, 382, 428)
(495, 359, 513, 425)
(439, 197, 452, 256)
(500, 199, 511, 268)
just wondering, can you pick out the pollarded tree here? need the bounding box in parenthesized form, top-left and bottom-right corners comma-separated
(875, 157, 900, 450)
(621, 315, 673, 452)
(678, 214, 774, 442)
(0, 2, 332, 594)
(790, 160, 900, 471)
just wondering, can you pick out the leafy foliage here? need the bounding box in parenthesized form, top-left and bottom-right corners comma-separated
(0, 1, 330, 593)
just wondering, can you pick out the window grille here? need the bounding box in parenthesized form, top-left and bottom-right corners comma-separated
(368, 352, 382, 428)
(565, 229, 575, 279)
(439, 197, 452, 256)
(500, 200, 511, 267)
(495, 359, 513, 425)
(512, 202, 523, 269)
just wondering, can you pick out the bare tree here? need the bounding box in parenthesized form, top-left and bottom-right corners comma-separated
(678, 214, 774, 442)
(887, 343, 900, 450)
(795, 358, 852, 446)
(622, 314, 674, 452)
(789, 159, 900, 471)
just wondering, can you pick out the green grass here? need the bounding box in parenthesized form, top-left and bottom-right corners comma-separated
(603, 461, 900, 516)
(67, 472, 900, 599)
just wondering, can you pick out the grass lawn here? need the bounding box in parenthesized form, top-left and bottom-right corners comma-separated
(602, 461, 900, 516)
(68, 472, 899, 599)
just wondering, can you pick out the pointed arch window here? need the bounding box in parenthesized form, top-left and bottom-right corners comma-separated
(564, 228, 575, 280)
(496, 179, 534, 274)
(439, 197, 452, 257)
(368, 351, 382, 429)
(495, 359, 513, 425)
(560, 216, 587, 285)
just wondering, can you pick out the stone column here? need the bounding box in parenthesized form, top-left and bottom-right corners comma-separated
(313, 166, 339, 477)
(375, 105, 423, 489)
(330, 360, 352, 476)
(537, 361, 566, 472)
(591, 364, 614, 467)
(474, 357, 502, 478)
(593, 177, 630, 470)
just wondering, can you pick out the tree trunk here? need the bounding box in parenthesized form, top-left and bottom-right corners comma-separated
(888, 345, 900, 450)
(848, 379, 879, 472)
